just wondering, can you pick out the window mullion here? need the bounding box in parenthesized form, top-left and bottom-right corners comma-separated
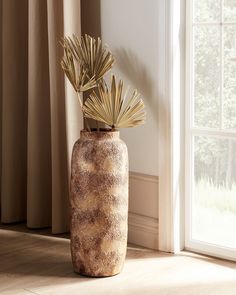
(220, 0, 224, 130)
(193, 22, 236, 25)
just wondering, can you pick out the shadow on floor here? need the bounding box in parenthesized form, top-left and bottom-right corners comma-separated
(0, 223, 84, 279)
(0, 222, 70, 239)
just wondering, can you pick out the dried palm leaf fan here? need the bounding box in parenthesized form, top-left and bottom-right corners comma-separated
(61, 34, 114, 112)
(83, 75, 146, 129)
(66, 34, 115, 82)
(60, 34, 146, 130)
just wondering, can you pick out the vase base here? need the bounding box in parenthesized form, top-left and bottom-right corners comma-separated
(73, 269, 121, 278)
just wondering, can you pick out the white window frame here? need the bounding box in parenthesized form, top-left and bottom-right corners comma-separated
(185, 0, 236, 261)
(158, 0, 185, 253)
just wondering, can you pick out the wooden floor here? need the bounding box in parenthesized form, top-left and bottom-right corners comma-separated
(1, 224, 236, 295)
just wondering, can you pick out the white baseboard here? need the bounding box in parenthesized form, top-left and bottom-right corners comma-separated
(129, 171, 159, 218)
(127, 171, 159, 250)
(128, 212, 159, 250)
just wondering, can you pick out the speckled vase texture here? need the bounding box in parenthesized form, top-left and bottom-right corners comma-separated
(70, 130, 128, 277)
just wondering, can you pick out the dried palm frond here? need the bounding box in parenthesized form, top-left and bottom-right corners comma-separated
(64, 34, 115, 81)
(83, 75, 146, 128)
(61, 40, 97, 94)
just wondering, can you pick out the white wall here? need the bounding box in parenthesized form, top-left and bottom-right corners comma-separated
(82, 0, 167, 249)
(100, 0, 161, 176)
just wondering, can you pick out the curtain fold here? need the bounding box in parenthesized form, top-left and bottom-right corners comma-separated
(28, 0, 52, 229)
(1, 0, 82, 233)
(1, 0, 28, 223)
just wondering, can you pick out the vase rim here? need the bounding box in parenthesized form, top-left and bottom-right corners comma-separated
(80, 128, 120, 139)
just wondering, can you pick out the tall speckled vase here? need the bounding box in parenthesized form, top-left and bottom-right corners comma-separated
(70, 130, 128, 277)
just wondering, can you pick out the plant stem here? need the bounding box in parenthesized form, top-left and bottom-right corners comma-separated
(77, 91, 91, 131)
(76, 91, 83, 109)
(84, 117, 91, 132)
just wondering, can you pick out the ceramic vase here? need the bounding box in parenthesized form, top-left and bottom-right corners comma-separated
(70, 130, 128, 277)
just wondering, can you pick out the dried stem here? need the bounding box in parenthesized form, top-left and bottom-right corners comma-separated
(84, 117, 91, 132)
(76, 92, 91, 131)
(76, 92, 83, 109)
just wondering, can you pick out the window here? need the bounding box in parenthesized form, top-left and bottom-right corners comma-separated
(185, 0, 236, 261)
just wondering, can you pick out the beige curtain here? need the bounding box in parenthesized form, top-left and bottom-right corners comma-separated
(0, 0, 83, 233)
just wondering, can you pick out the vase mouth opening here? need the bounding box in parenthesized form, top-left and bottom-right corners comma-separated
(86, 128, 118, 132)
(80, 128, 120, 139)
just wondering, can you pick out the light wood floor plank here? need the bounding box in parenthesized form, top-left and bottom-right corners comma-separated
(1, 224, 236, 295)
(0, 289, 39, 295)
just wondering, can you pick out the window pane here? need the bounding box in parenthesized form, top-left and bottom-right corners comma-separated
(193, 136, 236, 248)
(194, 0, 221, 22)
(224, 0, 236, 21)
(223, 25, 236, 130)
(194, 26, 221, 128)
